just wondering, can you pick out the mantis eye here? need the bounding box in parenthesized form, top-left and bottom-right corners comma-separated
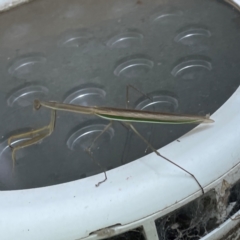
(34, 99, 41, 110)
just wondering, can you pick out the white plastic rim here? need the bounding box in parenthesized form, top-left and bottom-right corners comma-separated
(1, 0, 240, 240)
(0, 0, 29, 12)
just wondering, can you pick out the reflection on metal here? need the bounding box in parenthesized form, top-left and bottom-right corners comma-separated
(175, 28, 211, 43)
(107, 32, 143, 48)
(64, 87, 106, 106)
(67, 124, 114, 150)
(58, 29, 92, 47)
(114, 58, 154, 78)
(8, 53, 46, 78)
(7, 85, 48, 107)
(171, 59, 212, 77)
(150, 7, 183, 22)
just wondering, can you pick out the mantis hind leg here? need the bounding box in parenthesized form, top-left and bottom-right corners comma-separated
(8, 109, 56, 168)
(123, 122, 204, 194)
(85, 121, 113, 187)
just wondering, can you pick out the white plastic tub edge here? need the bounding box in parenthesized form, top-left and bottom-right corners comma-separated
(1, 0, 240, 240)
(0, 0, 29, 12)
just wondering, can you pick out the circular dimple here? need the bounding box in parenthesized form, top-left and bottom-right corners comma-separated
(67, 124, 114, 151)
(174, 28, 211, 45)
(5, 24, 31, 39)
(107, 32, 143, 48)
(64, 5, 84, 19)
(7, 86, 48, 107)
(8, 54, 46, 78)
(111, 1, 136, 14)
(171, 59, 212, 77)
(114, 58, 154, 78)
(0, 136, 33, 163)
(135, 95, 178, 112)
(0, 139, 13, 159)
(151, 8, 183, 22)
(58, 29, 92, 47)
(64, 87, 106, 106)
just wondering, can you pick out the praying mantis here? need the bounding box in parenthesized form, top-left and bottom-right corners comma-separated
(8, 85, 214, 194)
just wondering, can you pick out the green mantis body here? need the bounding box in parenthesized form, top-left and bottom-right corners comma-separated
(34, 99, 213, 124)
(8, 92, 214, 193)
